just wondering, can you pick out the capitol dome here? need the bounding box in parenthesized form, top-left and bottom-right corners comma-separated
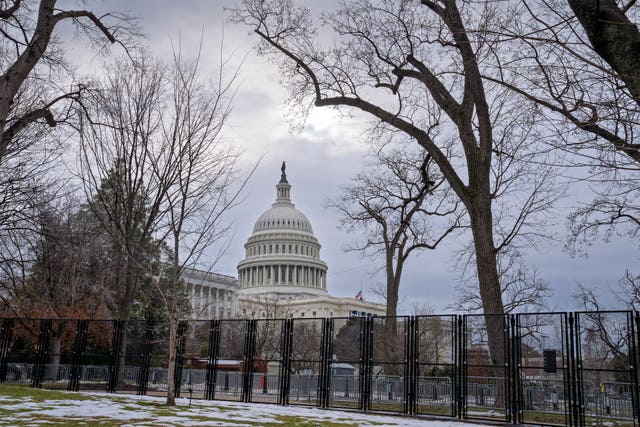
(237, 162, 328, 299)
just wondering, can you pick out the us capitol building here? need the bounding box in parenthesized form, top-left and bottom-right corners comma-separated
(184, 163, 385, 319)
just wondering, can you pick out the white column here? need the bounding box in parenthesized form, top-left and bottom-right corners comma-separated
(230, 289, 236, 317)
(222, 291, 227, 316)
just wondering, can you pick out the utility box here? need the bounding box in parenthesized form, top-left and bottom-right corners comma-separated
(543, 349, 557, 373)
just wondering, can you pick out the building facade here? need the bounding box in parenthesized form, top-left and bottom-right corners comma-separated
(182, 268, 238, 319)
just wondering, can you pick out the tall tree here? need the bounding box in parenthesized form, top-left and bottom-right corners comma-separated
(486, 1, 640, 254)
(232, 0, 553, 367)
(328, 145, 461, 318)
(79, 57, 168, 324)
(0, 1, 135, 330)
(154, 48, 248, 406)
(0, 0, 134, 165)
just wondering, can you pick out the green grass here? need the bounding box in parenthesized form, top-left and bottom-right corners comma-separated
(0, 384, 92, 401)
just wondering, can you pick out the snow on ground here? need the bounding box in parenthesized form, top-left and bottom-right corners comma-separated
(0, 391, 493, 426)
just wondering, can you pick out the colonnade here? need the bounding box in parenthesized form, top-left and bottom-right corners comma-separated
(186, 284, 236, 318)
(239, 264, 326, 289)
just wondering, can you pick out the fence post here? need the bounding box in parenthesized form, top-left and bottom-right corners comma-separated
(509, 314, 520, 424)
(136, 320, 154, 396)
(31, 319, 51, 389)
(631, 312, 640, 427)
(242, 319, 257, 403)
(405, 316, 416, 415)
(568, 312, 585, 427)
(68, 319, 88, 392)
(456, 315, 464, 420)
(205, 319, 220, 400)
(357, 316, 373, 412)
(107, 320, 124, 393)
(319, 318, 332, 408)
(0, 318, 15, 383)
(278, 318, 293, 406)
(173, 321, 188, 398)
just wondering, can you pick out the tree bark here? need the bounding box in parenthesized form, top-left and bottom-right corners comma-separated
(469, 195, 506, 368)
(166, 316, 177, 406)
(385, 253, 400, 318)
(567, 0, 640, 107)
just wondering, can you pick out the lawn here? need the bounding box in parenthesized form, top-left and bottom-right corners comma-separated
(0, 384, 467, 427)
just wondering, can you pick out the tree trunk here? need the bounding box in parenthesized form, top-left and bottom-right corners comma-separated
(166, 316, 177, 406)
(469, 198, 506, 407)
(567, 0, 640, 107)
(385, 255, 400, 318)
(49, 333, 61, 383)
(469, 202, 505, 367)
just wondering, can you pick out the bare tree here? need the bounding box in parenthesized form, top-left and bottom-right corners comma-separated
(577, 269, 640, 313)
(484, 1, 640, 254)
(0, 0, 135, 166)
(573, 280, 637, 380)
(78, 56, 168, 323)
(153, 47, 248, 406)
(449, 248, 552, 314)
(232, 0, 556, 367)
(328, 145, 461, 318)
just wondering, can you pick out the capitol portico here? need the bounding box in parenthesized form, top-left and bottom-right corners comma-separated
(236, 163, 385, 319)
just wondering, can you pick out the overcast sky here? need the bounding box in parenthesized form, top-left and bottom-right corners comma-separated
(58, 0, 638, 314)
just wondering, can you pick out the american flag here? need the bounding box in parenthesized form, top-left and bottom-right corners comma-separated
(355, 290, 363, 300)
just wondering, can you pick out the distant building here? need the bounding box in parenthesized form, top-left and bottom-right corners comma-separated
(236, 162, 385, 319)
(182, 268, 238, 319)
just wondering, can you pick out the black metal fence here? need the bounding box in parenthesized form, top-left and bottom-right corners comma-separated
(0, 311, 638, 427)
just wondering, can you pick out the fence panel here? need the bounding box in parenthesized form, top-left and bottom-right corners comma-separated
(249, 318, 284, 404)
(0, 318, 15, 383)
(515, 312, 572, 426)
(37, 319, 77, 391)
(288, 318, 325, 407)
(575, 311, 638, 427)
(77, 320, 114, 392)
(327, 317, 366, 410)
(174, 320, 211, 400)
(370, 316, 409, 414)
(462, 314, 511, 423)
(414, 315, 457, 418)
(210, 320, 250, 402)
(0, 311, 638, 427)
(2, 319, 42, 386)
(111, 320, 151, 394)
